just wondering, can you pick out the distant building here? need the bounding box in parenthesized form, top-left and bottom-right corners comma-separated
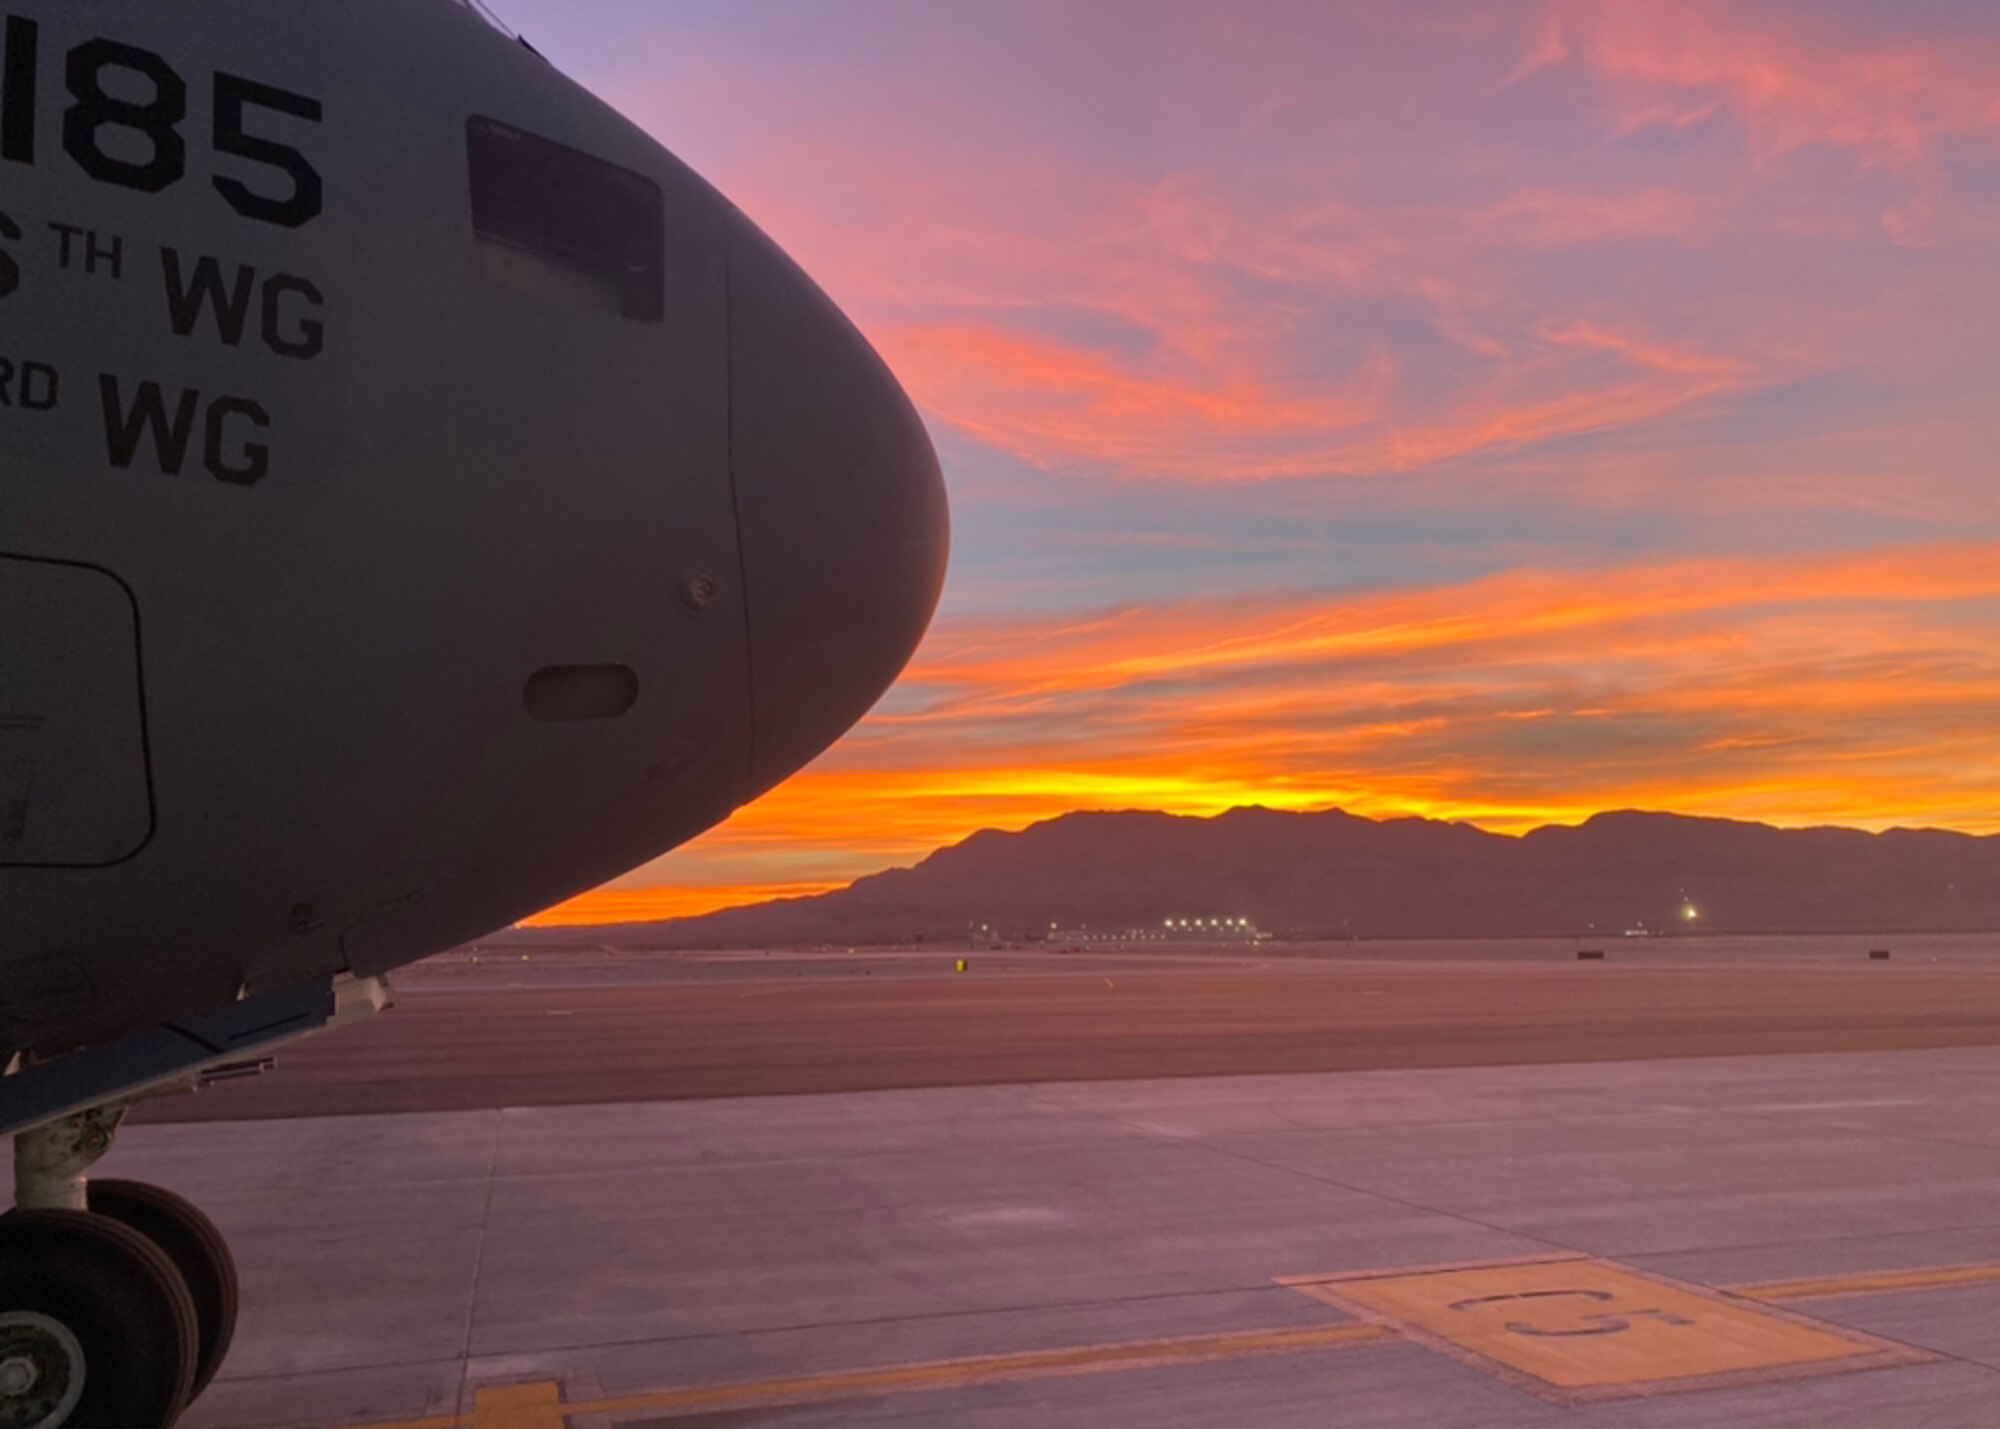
(1043, 917, 1268, 945)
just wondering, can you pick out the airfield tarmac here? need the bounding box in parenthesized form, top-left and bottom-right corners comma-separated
(136, 932, 2000, 1119)
(95, 933, 2000, 1426)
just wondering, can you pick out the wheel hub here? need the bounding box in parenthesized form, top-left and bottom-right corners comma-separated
(0, 1313, 84, 1428)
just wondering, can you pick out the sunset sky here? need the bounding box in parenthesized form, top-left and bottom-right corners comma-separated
(503, 0, 2000, 925)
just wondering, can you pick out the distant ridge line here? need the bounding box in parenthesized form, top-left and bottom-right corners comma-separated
(514, 807, 2000, 946)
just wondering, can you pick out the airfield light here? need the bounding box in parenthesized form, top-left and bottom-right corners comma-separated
(1682, 903, 1699, 921)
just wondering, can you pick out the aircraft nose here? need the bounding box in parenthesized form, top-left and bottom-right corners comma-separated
(725, 215, 951, 798)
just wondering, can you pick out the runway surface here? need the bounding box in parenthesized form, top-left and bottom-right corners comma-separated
(138, 933, 2000, 1121)
(109, 1045, 2000, 1428)
(92, 934, 2000, 1425)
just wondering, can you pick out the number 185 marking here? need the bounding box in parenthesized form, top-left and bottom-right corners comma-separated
(1, 15, 323, 229)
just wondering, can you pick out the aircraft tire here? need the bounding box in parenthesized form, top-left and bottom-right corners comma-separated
(0, 1208, 198, 1428)
(87, 1179, 240, 1402)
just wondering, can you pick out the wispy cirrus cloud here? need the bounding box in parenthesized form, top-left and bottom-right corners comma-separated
(591, 15, 1801, 484)
(1527, 0, 2000, 168)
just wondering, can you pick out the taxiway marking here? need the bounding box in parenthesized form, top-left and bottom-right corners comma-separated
(319, 1257, 2000, 1429)
(1285, 1256, 1912, 1402)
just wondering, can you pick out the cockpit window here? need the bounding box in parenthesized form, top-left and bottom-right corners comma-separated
(466, 116, 666, 324)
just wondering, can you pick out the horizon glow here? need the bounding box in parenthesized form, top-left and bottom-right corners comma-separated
(502, 0, 2000, 927)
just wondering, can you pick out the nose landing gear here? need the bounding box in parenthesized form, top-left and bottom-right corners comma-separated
(4, 1113, 239, 1428)
(0, 977, 387, 1426)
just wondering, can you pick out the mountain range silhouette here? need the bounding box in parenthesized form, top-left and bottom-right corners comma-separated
(576, 808, 2000, 945)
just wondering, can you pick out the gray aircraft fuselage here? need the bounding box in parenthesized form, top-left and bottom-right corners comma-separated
(0, 0, 949, 1061)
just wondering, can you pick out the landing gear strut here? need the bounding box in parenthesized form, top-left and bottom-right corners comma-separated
(3, 1109, 238, 1429)
(0, 976, 388, 1428)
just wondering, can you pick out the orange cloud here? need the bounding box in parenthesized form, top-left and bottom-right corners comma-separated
(539, 540, 2000, 920)
(865, 271, 1767, 481)
(899, 540, 2000, 705)
(882, 323, 1398, 479)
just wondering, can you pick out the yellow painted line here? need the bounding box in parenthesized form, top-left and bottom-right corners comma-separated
(1732, 1261, 2000, 1304)
(567, 1324, 1390, 1420)
(420, 1324, 1391, 1429)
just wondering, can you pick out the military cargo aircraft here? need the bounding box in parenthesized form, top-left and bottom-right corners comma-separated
(0, 3, 949, 1423)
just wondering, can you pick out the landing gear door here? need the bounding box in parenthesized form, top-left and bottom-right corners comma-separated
(0, 556, 152, 867)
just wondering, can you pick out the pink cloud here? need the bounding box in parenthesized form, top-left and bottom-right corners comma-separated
(588, 7, 1999, 491)
(1532, 0, 2000, 167)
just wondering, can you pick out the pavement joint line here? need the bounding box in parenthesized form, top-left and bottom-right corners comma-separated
(428, 1280, 1346, 1365)
(1034, 1091, 1588, 1261)
(455, 1113, 506, 1412)
(1170, 1132, 1583, 1261)
(1278, 1251, 1594, 1286)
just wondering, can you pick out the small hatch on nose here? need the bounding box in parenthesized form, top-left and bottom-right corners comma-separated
(523, 665, 639, 722)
